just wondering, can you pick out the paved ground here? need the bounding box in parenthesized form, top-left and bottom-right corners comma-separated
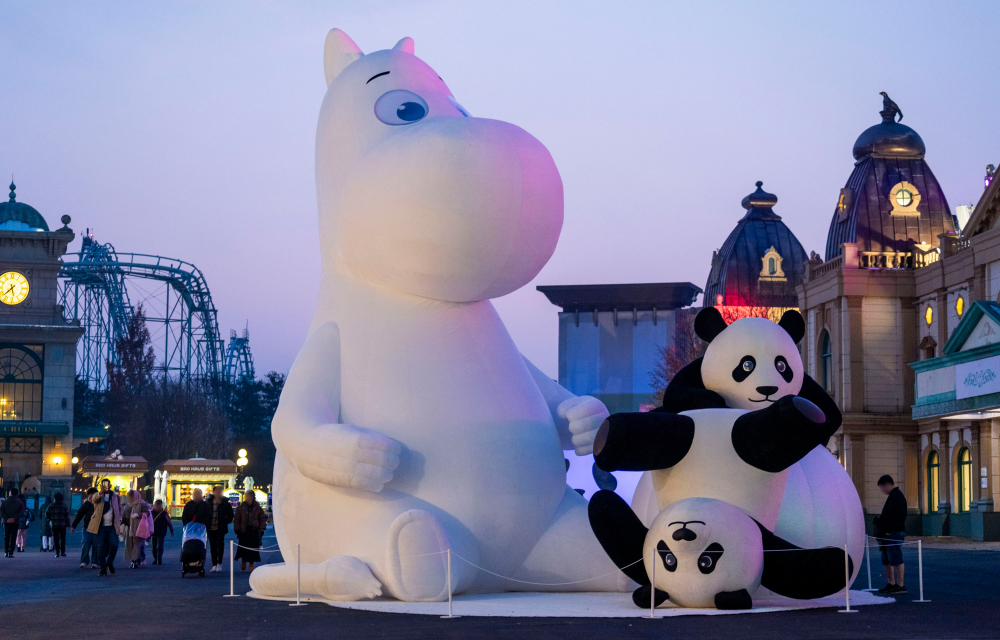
(2, 521, 999, 640)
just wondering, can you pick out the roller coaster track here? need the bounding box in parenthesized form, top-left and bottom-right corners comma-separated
(59, 232, 254, 390)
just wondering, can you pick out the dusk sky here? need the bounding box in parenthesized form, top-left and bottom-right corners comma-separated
(2, 1, 998, 379)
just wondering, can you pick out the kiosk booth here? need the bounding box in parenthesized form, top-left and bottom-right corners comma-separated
(79, 456, 149, 494)
(156, 458, 238, 518)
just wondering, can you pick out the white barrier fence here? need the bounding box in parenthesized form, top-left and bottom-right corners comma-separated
(222, 534, 932, 617)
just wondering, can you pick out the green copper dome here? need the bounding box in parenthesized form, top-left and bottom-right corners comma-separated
(0, 182, 49, 232)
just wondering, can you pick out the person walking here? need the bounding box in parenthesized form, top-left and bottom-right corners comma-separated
(1, 488, 25, 558)
(87, 479, 123, 576)
(16, 496, 33, 553)
(181, 487, 212, 526)
(122, 490, 151, 569)
(72, 487, 99, 568)
(38, 498, 52, 552)
(206, 486, 234, 573)
(873, 474, 908, 594)
(46, 492, 71, 557)
(233, 490, 268, 573)
(149, 499, 173, 566)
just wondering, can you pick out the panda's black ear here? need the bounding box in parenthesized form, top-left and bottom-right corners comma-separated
(778, 310, 805, 344)
(695, 307, 728, 343)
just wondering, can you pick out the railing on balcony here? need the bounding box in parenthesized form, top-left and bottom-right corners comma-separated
(858, 250, 943, 269)
(808, 255, 842, 279)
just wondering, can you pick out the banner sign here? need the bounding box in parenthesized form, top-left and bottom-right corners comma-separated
(955, 354, 1000, 400)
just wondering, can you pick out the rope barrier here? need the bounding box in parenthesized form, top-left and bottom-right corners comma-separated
(450, 553, 643, 587)
(223, 534, 934, 613)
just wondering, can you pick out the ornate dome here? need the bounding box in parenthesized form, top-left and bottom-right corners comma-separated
(704, 182, 808, 309)
(852, 112, 926, 160)
(0, 182, 48, 232)
(826, 99, 953, 262)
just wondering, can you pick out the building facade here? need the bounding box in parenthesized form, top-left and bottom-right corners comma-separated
(705, 181, 809, 319)
(0, 183, 85, 495)
(537, 282, 701, 413)
(798, 102, 999, 540)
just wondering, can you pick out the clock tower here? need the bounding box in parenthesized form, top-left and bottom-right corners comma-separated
(0, 182, 84, 496)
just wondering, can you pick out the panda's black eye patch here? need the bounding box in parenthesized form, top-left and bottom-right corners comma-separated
(698, 542, 724, 575)
(732, 356, 756, 382)
(657, 540, 677, 572)
(774, 356, 793, 383)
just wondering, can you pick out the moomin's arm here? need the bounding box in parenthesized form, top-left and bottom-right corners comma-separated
(522, 356, 609, 455)
(270, 322, 401, 492)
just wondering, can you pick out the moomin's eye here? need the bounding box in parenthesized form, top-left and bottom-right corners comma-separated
(374, 90, 429, 125)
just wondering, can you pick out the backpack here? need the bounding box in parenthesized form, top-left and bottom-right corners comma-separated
(136, 510, 152, 538)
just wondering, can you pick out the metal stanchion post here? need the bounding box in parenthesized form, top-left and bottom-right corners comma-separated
(838, 543, 857, 613)
(224, 539, 239, 597)
(646, 551, 656, 619)
(914, 539, 930, 602)
(290, 544, 307, 606)
(440, 549, 458, 619)
(863, 535, 876, 591)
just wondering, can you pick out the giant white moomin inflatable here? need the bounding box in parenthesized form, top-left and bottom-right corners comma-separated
(249, 29, 630, 602)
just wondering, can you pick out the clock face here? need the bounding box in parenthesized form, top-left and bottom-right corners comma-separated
(0, 271, 29, 305)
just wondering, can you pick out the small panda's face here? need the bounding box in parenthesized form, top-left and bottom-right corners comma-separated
(644, 498, 763, 609)
(701, 317, 803, 411)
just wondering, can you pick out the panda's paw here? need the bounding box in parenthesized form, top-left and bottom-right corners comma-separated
(788, 396, 825, 424)
(632, 585, 669, 608)
(714, 589, 752, 610)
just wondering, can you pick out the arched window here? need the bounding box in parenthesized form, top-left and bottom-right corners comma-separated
(926, 450, 940, 513)
(820, 331, 833, 394)
(957, 447, 972, 512)
(0, 345, 44, 422)
(768, 257, 776, 275)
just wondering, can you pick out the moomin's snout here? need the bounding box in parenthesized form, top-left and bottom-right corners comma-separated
(335, 116, 564, 302)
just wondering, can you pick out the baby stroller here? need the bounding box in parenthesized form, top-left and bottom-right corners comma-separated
(180, 523, 207, 577)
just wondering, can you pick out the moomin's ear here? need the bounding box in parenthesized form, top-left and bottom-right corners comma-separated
(778, 310, 805, 344)
(324, 28, 364, 86)
(392, 37, 415, 54)
(695, 307, 728, 343)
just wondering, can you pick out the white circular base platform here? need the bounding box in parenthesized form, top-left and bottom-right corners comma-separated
(246, 590, 894, 618)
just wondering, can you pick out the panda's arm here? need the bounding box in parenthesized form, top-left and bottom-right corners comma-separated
(593, 412, 696, 472)
(796, 374, 842, 443)
(730, 395, 833, 473)
(657, 358, 728, 414)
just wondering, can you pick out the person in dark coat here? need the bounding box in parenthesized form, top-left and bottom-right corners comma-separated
(873, 474, 908, 594)
(181, 488, 213, 526)
(233, 490, 268, 572)
(72, 488, 99, 567)
(1, 488, 25, 557)
(149, 499, 174, 565)
(206, 486, 234, 572)
(46, 492, 71, 557)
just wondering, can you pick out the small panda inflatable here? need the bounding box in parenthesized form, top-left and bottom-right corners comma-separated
(642, 498, 763, 610)
(589, 308, 854, 605)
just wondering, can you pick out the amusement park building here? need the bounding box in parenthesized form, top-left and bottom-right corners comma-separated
(0, 183, 87, 496)
(537, 282, 702, 413)
(798, 102, 999, 540)
(704, 181, 809, 316)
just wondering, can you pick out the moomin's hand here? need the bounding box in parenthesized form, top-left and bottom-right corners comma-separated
(557, 395, 610, 456)
(294, 423, 402, 492)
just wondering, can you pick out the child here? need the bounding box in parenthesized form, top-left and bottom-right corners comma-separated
(150, 499, 174, 565)
(38, 499, 52, 552)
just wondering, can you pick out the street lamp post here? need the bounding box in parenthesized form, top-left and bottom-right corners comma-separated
(236, 449, 248, 482)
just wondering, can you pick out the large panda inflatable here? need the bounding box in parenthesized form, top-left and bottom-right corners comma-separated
(589, 308, 862, 607)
